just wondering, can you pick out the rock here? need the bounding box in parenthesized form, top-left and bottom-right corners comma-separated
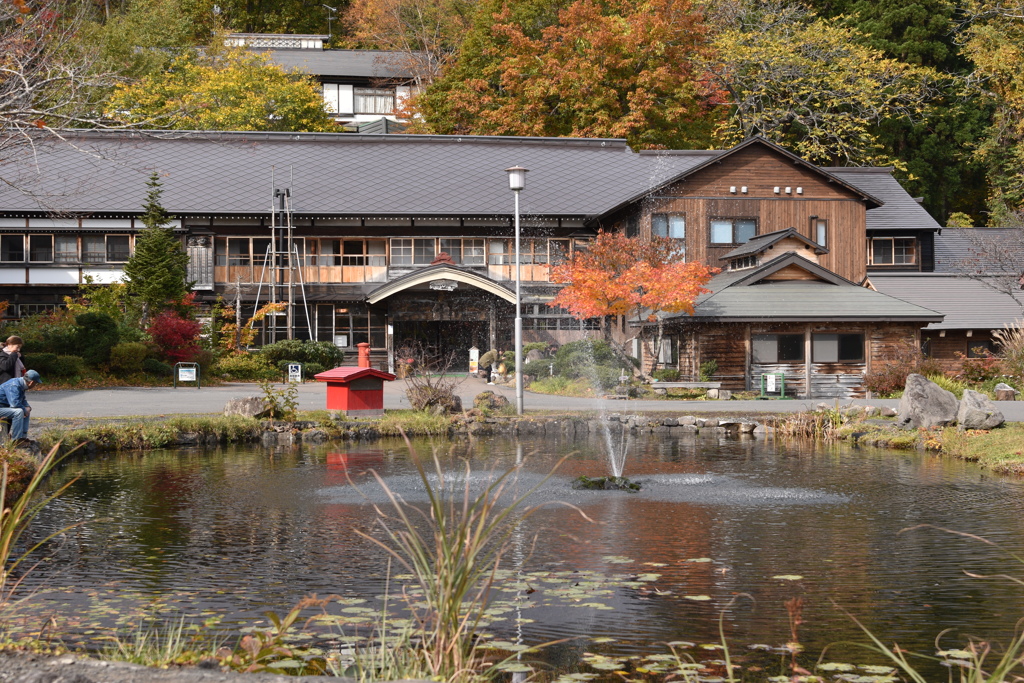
(473, 391, 510, 412)
(702, 418, 720, 428)
(753, 423, 774, 435)
(653, 388, 667, 395)
(815, 402, 833, 412)
(880, 406, 898, 417)
(718, 390, 732, 400)
(300, 429, 328, 443)
(662, 417, 679, 427)
(706, 389, 719, 399)
(896, 374, 959, 429)
(957, 390, 1005, 430)
(679, 415, 697, 426)
(673, 424, 699, 433)
(739, 422, 756, 434)
(994, 383, 1020, 401)
(224, 396, 271, 418)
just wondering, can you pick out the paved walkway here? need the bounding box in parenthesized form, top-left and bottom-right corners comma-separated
(27, 373, 1024, 422)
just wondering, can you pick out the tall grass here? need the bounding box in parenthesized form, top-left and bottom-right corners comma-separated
(354, 439, 579, 682)
(102, 616, 218, 667)
(1, 445, 80, 600)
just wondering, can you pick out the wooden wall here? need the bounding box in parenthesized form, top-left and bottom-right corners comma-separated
(630, 145, 869, 282)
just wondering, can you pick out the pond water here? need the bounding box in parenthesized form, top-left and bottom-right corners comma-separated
(16, 431, 1024, 674)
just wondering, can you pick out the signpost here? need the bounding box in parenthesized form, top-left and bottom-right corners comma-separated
(174, 362, 201, 389)
(288, 363, 303, 383)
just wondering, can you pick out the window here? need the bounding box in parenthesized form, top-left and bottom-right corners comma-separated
(752, 334, 804, 363)
(413, 238, 435, 265)
(106, 236, 131, 262)
(731, 255, 757, 270)
(227, 238, 250, 266)
(488, 239, 510, 265)
(868, 237, 916, 265)
(55, 236, 78, 263)
(550, 239, 569, 265)
(814, 219, 828, 248)
(652, 214, 685, 239)
(710, 218, 757, 244)
(82, 236, 104, 263)
(28, 235, 52, 262)
(625, 216, 639, 238)
(391, 238, 412, 266)
(354, 87, 395, 114)
(1, 235, 24, 262)
(812, 333, 864, 363)
(439, 238, 485, 266)
(521, 239, 548, 265)
(322, 83, 341, 113)
(252, 238, 271, 267)
(967, 339, 995, 358)
(340, 239, 385, 266)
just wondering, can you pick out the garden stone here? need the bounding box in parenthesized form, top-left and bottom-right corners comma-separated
(654, 387, 667, 395)
(739, 422, 756, 433)
(300, 429, 328, 444)
(672, 424, 699, 433)
(880, 406, 898, 417)
(680, 415, 697, 426)
(662, 417, 679, 427)
(753, 423, 774, 435)
(994, 383, 1020, 401)
(223, 396, 271, 418)
(702, 418, 720, 428)
(896, 374, 959, 429)
(707, 389, 719, 399)
(957, 390, 1005, 430)
(718, 389, 732, 400)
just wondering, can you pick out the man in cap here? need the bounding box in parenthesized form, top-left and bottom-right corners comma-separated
(0, 369, 41, 445)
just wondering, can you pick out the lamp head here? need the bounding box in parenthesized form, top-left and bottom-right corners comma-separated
(505, 165, 528, 192)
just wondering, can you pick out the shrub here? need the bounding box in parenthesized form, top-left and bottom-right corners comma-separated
(75, 312, 120, 366)
(25, 353, 58, 375)
(259, 339, 344, 368)
(954, 350, 1004, 383)
(214, 353, 277, 381)
(303, 362, 324, 379)
(925, 373, 970, 399)
(865, 339, 933, 396)
(52, 355, 85, 377)
(521, 358, 556, 379)
(142, 358, 172, 376)
(699, 359, 718, 381)
(994, 320, 1024, 381)
(552, 340, 624, 390)
(110, 342, 149, 374)
(148, 311, 201, 364)
(651, 368, 680, 382)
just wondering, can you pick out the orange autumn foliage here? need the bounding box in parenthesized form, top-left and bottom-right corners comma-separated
(550, 231, 718, 322)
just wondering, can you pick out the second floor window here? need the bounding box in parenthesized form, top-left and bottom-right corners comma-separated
(391, 238, 435, 266)
(355, 87, 395, 114)
(868, 237, 916, 265)
(652, 214, 685, 239)
(440, 238, 485, 266)
(710, 218, 756, 245)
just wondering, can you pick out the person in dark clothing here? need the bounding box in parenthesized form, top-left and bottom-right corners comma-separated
(0, 335, 25, 384)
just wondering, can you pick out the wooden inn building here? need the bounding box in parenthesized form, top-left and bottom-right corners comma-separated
(0, 130, 970, 397)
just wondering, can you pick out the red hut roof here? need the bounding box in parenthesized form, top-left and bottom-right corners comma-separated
(315, 367, 396, 383)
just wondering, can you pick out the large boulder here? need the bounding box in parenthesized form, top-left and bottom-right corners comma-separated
(896, 374, 959, 429)
(474, 390, 510, 412)
(957, 390, 1005, 430)
(224, 396, 271, 418)
(994, 382, 1020, 401)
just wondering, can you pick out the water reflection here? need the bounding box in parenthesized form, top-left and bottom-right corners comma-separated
(19, 433, 1024, 668)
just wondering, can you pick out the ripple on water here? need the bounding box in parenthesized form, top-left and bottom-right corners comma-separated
(318, 469, 850, 507)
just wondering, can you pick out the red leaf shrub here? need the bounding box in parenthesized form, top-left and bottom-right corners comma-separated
(148, 311, 201, 364)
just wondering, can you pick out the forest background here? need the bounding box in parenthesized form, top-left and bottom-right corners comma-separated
(3, 0, 1024, 228)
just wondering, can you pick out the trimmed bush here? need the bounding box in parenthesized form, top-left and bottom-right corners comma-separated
(259, 339, 344, 368)
(142, 358, 172, 376)
(521, 358, 556, 379)
(303, 362, 325, 378)
(53, 355, 85, 377)
(110, 342, 149, 374)
(75, 312, 120, 366)
(214, 353, 277, 381)
(651, 368, 680, 382)
(25, 353, 58, 375)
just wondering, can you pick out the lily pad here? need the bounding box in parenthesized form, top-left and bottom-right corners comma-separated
(685, 595, 713, 601)
(772, 574, 804, 581)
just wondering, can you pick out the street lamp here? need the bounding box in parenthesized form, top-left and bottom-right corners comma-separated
(505, 165, 528, 415)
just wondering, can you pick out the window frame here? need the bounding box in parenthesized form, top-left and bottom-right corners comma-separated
(813, 218, 828, 248)
(651, 213, 686, 240)
(353, 87, 396, 115)
(54, 235, 79, 264)
(709, 217, 757, 245)
(0, 234, 25, 263)
(868, 236, 917, 266)
(105, 235, 132, 263)
(752, 334, 805, 364)
(811, 333, 865, 363)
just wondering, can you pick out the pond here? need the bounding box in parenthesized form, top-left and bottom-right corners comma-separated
(15, 430, 1024, 675)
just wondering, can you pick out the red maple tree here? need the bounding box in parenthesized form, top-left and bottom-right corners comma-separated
(550, 231, 717, 369)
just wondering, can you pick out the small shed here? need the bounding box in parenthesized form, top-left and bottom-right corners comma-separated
(315, 367, 396, 417)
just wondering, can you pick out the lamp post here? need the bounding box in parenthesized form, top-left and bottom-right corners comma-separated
(505, 165, 528, 415)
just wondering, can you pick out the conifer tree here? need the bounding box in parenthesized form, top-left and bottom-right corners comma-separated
(123, 173, 191, 325)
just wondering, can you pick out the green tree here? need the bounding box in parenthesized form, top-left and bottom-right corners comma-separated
(123, 173, 191, 325)
(413, 0, 720, 149)
(701, 1, 938, 166)
(104, 44, 336, 131)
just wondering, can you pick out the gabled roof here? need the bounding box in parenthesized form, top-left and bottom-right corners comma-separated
(932, 228, 1024, 275)
(824, 167, 941, 233)
(719, 228, 828, 261)
(366, 264, 515, 304)
(869, 274, 1024, 330)
(665, 253, 943, 323)
(315, 366, 396, 382)
(601, 136, 884, 218)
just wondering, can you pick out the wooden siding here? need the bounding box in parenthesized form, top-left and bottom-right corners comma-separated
(922, 330, 995, 374)
(763, 264, 819, 281)
(636, 146, 868, 282)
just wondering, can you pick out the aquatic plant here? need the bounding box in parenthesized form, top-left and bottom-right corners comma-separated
(354, 440, 580, 682)
(102, 615, 219, 667)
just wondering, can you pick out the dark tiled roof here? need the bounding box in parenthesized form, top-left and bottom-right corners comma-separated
(668, 254, 942, 322)
(0, 130, 714, 218)
(720, 228, 827, 260)
(933, 228, 1024, 275)
(869, 274, 1024, 330)
(259, 49, 416, 79)
(824, 167, 941, 233)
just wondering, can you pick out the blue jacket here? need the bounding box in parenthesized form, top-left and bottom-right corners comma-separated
(0, 376, 29, 410)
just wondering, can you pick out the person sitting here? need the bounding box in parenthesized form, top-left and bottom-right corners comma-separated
(0, 369, 41, 446)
